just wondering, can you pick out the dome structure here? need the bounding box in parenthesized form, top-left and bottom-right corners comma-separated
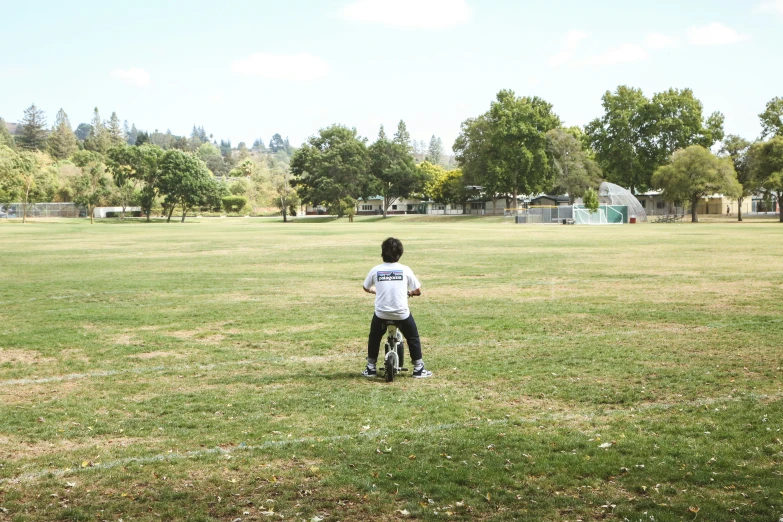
(598, 182, 647, 222)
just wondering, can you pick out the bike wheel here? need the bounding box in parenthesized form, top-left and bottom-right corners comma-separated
(396, 340, 405, 371)
(384, 350, 397, 382)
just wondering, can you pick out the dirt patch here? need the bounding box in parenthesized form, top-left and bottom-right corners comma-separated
(0, 349, 54, 365)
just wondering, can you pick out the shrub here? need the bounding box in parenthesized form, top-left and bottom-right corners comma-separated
(222, 196, 248, 213)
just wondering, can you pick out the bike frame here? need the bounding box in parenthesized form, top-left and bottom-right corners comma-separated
(381, 324, 407, 381)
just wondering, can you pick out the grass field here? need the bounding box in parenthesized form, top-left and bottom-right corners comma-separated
(0, 217, 782, 522)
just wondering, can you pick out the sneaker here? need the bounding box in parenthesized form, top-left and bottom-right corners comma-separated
(412, 365, 432, 378)
(361, 365, 377, 378)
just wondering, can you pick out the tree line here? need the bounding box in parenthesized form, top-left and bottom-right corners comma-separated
(0, 105, 315, 222)
(0, 104, 457, 222)
(288, 119, 466, 219)
(3, 91, 781, 224)
(285, 88, 783, 223)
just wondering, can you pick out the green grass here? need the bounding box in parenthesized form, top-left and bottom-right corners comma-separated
(0, 217, 781, 521)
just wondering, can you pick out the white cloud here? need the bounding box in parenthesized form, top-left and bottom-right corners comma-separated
(758, 0, 783, 15)
(231, 53, 330, 81)
(548, 30, 590, 67)
(111, 67, 150, 87)
(687, 23, 750, 46)
(339, 0, 472, 29)
(645, 32, 680, 49)
(584, 44, 648, 66)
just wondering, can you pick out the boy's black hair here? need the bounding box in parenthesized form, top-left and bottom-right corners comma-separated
(381, 237, 403, 263)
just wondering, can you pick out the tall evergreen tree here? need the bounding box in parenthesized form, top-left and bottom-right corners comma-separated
(393, 120, 411, 149)
(17, 103, 48, 151)
(427, 135, 443, 164)
(126, 123, 139, 145)
(106, 112, 125, 146)
(251, 137, 267, 152)
(75, 123, 92, 141)
(135, 131, 149, 146)
(47, 108, 79, 160)
(84, 108, 111, 153)
(0, 118, 16, 149)
(269, 133, 286, 153)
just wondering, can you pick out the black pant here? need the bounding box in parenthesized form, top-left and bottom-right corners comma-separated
(367, 313, 422, 363)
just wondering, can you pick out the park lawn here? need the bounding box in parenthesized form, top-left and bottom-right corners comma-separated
(0, 216, 781, 522)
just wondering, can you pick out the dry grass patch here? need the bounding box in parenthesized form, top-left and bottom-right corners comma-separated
(0, 379, 85, 405)
(0, 348, 55, 365)
(112, 333, 142, 346)
(0, 435, 155, 461)
(126, 350, 186, 360)
(58, 348, 91, 364)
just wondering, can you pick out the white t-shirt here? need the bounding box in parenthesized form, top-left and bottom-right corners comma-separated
(364, 262, 421, 320)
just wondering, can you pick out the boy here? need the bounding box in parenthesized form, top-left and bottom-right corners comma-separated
(362, 237, 432, 378)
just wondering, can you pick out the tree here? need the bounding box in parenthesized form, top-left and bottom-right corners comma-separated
(587, 86, 725, 194)
(71, 150, 112, 224)
(419, 160, 447, 201)
(17, 104, 48, 151)
(651, 145, 741, 223)
(106, 112, 125, 146)
(270, 164, 300, 222)
(583, 187, 599, 213)
(644, 88, 725, 168)
(748, 136, 783, 222)
(106, 144, 144, 219)
(251, 137, 267, 152)
(158, 149, 216, 223)
(368, 127, 424, 218)
(126, 123, 139, 145)
(585, 86, 651, 193)
(719, 135, 755, 221)
(5, 150, 58, 222)
(393, 120, 411, 150)
(75, 123, 92, 141)
(0, 118, 16, 149)
(427, 135, 443, 164)
(269, 133, 287, 154)
(47, 109, 79, 160)
(134, 131, 149, 146)
(546, 128, 602, 204)
(0, 145, 16, 203)
(105, 144, 162, 221)
(759, 97, 783, 139)
(431, 168, 469, 210)
(236, 142, 251, 162)
(290, 125, 372, 213)
(340, 195, 357, 222)
(197, 142, 229, 176)
(84, 108, 111, 153)
(454, 90, 561, 209)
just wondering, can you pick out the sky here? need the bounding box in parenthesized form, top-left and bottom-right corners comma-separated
(1, 0, 782, 150)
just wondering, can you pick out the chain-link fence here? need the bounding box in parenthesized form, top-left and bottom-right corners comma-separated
(504, 206, 574, 224)
(506, 205, 629, 225)
(1, 203, 83, 218)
